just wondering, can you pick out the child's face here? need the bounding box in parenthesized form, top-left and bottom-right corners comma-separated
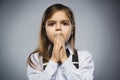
(45, 10, 72, 44)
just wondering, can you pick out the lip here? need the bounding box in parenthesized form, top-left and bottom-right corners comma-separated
(54, 33, 63, 37)
(54, 33, 65, 42)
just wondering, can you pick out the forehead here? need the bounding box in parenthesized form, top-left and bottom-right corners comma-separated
(47, 10, 69, 21)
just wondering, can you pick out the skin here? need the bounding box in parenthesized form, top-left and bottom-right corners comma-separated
(45, 10, 72, 63)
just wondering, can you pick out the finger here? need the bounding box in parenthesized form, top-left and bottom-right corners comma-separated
(53, 34, 60, 44)
(54, 36, 63, 53)
(58, 34, 65, 46)
(62, 44, 66, 53)
(54, 34, 60, 45)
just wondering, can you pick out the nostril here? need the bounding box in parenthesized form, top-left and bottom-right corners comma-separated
(56, 29, 61, 31)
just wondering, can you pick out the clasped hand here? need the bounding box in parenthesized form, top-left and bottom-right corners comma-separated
(50, 33, 67, 63)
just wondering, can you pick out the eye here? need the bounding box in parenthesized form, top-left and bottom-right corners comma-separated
(62, 22, 69, 26)
(47, 22, 55, 26)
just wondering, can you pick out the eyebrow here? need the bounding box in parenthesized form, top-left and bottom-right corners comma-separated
(47, 20, 70, 23)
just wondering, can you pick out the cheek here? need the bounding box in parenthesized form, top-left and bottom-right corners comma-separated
(46, 29, 55, 43)
(63, 29, 72, 43)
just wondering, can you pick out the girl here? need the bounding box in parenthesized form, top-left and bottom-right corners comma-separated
(27, 4, 94, 80)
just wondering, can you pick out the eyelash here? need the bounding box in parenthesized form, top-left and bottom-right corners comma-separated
(47, 22, 69, 26)
(48, 23, 55, 26)
(62, 22, 69, 26)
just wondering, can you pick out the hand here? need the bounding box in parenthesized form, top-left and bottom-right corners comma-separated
(58, 34, 67, 63)
(50, 34, 62, 63)
(59, 42, 67, 63)
(50, 33, 68, 63)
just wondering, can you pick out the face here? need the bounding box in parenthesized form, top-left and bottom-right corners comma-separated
(45, 10, 72, 44)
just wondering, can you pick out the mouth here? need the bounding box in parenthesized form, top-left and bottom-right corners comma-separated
(54, 33, 63, 38)
(54, 33, 65, 42)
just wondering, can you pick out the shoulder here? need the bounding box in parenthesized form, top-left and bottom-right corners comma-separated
(77, 50, 93, 62)
(77, 50, 92, 57)
(27, 52, 43, 71)
(30, 52, 42, 63)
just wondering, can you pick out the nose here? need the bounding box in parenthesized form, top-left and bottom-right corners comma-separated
(55, 23, 61, 31)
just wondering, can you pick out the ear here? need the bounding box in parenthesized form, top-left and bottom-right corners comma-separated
(71, 25, 75, 35)
(43, 26, 47, 36)
(71, 31, 73, 35)
(44, 30, 47, 36)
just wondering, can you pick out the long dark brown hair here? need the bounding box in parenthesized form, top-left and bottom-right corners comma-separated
(27, 3, 76, 69)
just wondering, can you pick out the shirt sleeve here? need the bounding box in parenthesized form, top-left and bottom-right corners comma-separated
(27, 53, 58, 80)
(61, 50, 95, 80)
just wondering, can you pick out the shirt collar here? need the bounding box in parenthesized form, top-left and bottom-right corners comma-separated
(65, 43, 73, 55)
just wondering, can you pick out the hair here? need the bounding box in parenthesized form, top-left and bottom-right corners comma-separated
(27, 3, 76, 69)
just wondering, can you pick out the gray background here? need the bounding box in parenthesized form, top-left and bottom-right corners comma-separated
(0, 0, 120, 80)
